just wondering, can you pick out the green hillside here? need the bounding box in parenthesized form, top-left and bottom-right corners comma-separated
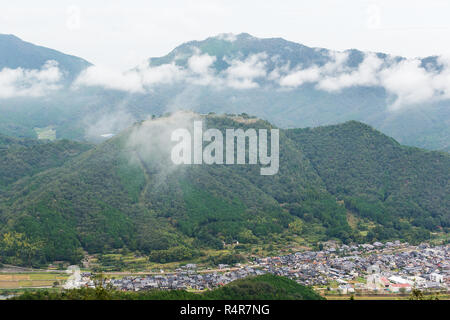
(286, 121, 450, 241)
(0, 114, 448, 266)
(0, 134, 92, 190)
(202, 274, 324, 300)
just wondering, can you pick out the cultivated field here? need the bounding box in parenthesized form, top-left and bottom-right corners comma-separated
(0, 273, 67, 289)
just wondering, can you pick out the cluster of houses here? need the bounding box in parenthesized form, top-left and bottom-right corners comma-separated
(79, 265, 266, 291)
(257, 241, 449, 294)
(77, 241, 449, 295)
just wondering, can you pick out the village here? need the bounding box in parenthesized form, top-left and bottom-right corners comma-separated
(76, 241, 450, 296)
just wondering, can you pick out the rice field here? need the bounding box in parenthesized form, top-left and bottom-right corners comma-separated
(0, 273, 68, 289)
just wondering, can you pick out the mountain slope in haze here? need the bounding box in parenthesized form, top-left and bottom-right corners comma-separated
(0, 113, 448, 266)
(0, 34, 91, 79)
(0, 34, 94, 140)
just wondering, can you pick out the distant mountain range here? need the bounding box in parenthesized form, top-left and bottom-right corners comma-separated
(0, 34, 91, 79)
(0, 33, 448, 152)
(0, 114, 448, 266)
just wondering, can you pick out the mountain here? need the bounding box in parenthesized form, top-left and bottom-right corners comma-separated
(287, 121, 450, 235)
(0, 34, 94, 140)
(0, 113, 448, 266)
(0, 33, 448, 153)
(142, 33, 449, 151)
(148, 32, 340, 70)
(0, 34, 91, 79)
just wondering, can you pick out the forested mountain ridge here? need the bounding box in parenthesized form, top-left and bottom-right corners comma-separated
(287, 121, 450, 240)
(0, 134, 92, 191)
(0, 114, 448, 266)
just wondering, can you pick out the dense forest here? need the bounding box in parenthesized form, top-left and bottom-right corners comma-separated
(12, 274, 324, 300)
(0, 134, 92, 191)
(286, 121, 450, 242)
(0, 114, 448, 266)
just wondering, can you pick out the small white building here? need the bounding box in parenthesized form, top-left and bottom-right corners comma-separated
(430, 273, 444, 283)
(389, 283, 412, 293)
(407, 276, 426, 287)
(367, 265, 380, 274)
(366, 274, 390, 290)
(338, 284, 355, 294)
(388, 275, 412, 285)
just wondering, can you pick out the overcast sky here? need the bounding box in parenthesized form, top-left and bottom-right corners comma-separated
(1, 0, 450, 70)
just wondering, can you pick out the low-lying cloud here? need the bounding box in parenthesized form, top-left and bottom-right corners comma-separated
(0, 60, 62, 98)
(74, 62, 186, 93)
(223, 52, 267, 89)
(84, 108, 137, 141)
(73, 52, 269, 92)
(8, 49, 448, 112)
(126, 111, 199, 184)
(278, 51, 450, 110)
(72, 48, 450, 110)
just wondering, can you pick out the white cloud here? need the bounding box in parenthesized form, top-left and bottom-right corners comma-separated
(140, 63, 186, 86)
(84, 108, 136, 140)
(379, 58, 436, 110)
(72, 47, 450, 111)
(223, 53, 268, 89)
(429, 55, 450, 101)
(278, 51, 349, 88)
(317, 53, 383, 91)
(0, 60, 62, 98)
(279, 67, 320, 87)
(73, 51, 270, 91)
(186, 53, 218, 85)
(74, 62, 186, 92)
(74, 65, 144, 92)
(278, 51, 450, 110)
(215, 33, 237, 42)
(188, 53, 216, 75)
(321, 51, 349, 74)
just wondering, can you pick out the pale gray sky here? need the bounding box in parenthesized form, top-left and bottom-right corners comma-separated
(1, 0, 450, 70)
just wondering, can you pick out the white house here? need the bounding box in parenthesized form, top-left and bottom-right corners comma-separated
(338, 284, 355, 294)
(366, 274, 390, 290)
(389, 283, 412, 293)
(430, 273, 444, 283)
(367, 265, 380, 274)
(388, 275, 412, 285)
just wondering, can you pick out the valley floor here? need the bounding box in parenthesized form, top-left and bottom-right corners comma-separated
(1, 241, 449, 300)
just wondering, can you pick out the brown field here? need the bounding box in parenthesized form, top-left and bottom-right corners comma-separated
(0, 274, 29, 281)
(0, 281, 20, 288)
(0, 273, 67, 288)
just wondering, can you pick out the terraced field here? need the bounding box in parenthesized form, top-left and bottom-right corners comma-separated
(0, 273, 67, 289)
